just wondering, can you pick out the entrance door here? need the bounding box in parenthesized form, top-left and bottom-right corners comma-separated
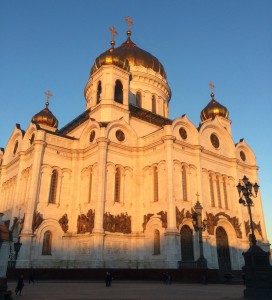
(216, 226, 231, 270)
(180, 225, 194, 261)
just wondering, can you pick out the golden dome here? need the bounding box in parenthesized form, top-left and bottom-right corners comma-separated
(90, 46, 130, 75)
(32, 101, 58, 128)
(91, 31, 167, 79)
(200, 93, 229, 121)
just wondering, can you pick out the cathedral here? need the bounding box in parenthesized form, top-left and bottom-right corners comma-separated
(0, 19, 269, 271)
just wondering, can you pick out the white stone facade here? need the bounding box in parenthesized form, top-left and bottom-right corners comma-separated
(0, 32, 269, 271)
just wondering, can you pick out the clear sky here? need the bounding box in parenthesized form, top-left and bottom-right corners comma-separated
(1, 1, 271, 244)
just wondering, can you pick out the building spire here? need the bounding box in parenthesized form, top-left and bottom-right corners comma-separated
(109, 26, 118, 49)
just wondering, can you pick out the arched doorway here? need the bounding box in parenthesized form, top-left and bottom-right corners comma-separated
(180, 225, 194, 261)
(216, 226, 231, 270)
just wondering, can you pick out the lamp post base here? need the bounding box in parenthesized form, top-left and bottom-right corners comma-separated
(243, 245, 272, 299)
(197, 255, 208, 269)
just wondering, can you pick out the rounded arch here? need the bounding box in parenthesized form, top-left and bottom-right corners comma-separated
(106, 119, 138, 147)
(21, 122, 39, 151)
(172, 115, 199, 145)
(235, 139, 256, 165)
(79, 119, 101, 148)
(199, 118, 236, 157)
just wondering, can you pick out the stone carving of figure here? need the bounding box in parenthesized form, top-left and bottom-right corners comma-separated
(32, 211, 43, 231)
(59, 214, 69, 233)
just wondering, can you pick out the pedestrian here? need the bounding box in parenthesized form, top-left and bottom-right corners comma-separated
(28, 269, 35, 284)
(15, 274, 24, 296)
(105, 271, 112, 287)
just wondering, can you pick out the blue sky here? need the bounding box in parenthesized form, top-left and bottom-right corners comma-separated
(1, 1, 271, 244)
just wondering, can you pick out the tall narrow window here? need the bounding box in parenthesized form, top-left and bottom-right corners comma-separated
(136, 92, 142, 107)
(114, 168, 121, 202)
(154, 229, 160, 255)
(209, 174, 215, 207)
(48, 170, 58, 204)
(180, 225, 194, 261)
(216, 175, 222, 208)
(153, 166, 158, 202)
(152, 95, 156, 113)
(88, 170, 93, 203)
(42, 231, 52, 255)
(223, 178, 228, 210)
(114, 80, 123, 104)
(182, 166, 188, 201)
(97, 81, 102, 104)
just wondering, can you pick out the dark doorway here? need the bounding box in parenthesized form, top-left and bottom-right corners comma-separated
(216, 226, 231, 270)
(180, 225, 194, 261)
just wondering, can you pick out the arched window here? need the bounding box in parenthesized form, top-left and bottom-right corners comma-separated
(42, 230, 52, 255)
(97, 81, 102, 104)
(223, 178, 228, 209)
(180, 225, 194, 261)
(154, 229, 160, 255)
(216, 175, 222, 208)
(153, 166, 158, 202)
(209, 174, 215, 207)
(152, 95, 156, 113)
(182, 166, 188, 201)
(48, 170, 58, 204)
(114, 80, 123, 104)
(136, 92, 142, 107)
(114, 167, 121, 202)
(13, 140, 18, 155)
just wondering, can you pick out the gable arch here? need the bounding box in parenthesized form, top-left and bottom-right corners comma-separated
(21, 122, 39, 151)
(235, 139, 256, 165)
(106, 119, 138, 147)
(172, 115, 199, 145)
(79, 119, 101, 148)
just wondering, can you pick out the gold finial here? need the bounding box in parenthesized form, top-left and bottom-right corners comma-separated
(196, 192, 200, 201)
(44, 90, 53, 108)
(124, 16, 134, 31)
(109, 26, 118, 48)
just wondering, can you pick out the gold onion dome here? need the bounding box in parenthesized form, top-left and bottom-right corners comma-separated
(32, 101, 58, 128)
(200, 93, 229, 121)
(91, 30, 167, 79)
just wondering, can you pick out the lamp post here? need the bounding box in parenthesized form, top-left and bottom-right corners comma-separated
(237, 176, 272, 299)
(192, 200, 208, 269)
(13, 239, 22, 261)
(236, 175, 259, 246)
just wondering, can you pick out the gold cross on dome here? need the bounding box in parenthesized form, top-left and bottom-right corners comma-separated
(196, 192, 200, 201)
(209, 81, 215, 92)
(124, 16, 134, 31)
(109, 26, 118, 41)
(44, 90, 53, 101)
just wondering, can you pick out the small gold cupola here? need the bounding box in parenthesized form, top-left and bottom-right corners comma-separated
(32, 91, 58, 130)
(200, 82, 229, 121)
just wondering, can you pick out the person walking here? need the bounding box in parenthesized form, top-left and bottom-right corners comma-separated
(105, 271, 112, 287)
(15, 274, 25, 296)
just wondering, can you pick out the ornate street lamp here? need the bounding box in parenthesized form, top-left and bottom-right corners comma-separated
(237, 175, 259, 246)
(14, 239, 22, 261)
(192, 199, 208, 269)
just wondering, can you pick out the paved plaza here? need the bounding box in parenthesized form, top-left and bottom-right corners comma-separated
(6, 280, 245, 300)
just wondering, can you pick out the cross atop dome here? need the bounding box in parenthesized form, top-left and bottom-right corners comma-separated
(44, 90, 53, 108)
(109, 26, 118, 48)
(124, 16, 134, 31)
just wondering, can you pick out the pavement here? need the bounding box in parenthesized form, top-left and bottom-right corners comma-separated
(6, 280, 245, 300)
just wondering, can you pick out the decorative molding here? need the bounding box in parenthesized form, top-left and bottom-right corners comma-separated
(176, 207, 192, 229)
(206, 211, 242, 238)
(244, 220, 263, 240)
(142, 210, 168, 232)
